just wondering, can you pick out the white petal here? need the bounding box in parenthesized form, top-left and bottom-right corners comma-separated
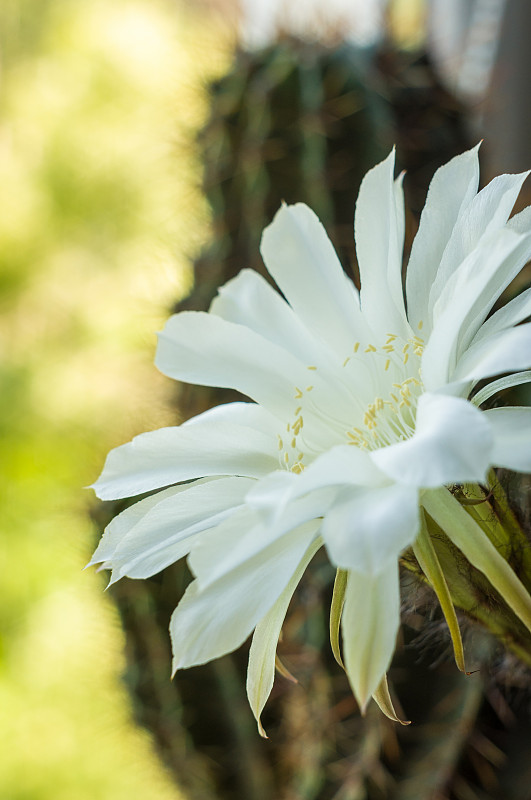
(210, 269, 336, 367)
(182, 400, 279, 433)
(246, 537, 322, 736)
(406, 145, 480, 332)
(471, 286, 531, 344)
(422, 228, 531, 390)
(190, 491, 332, 588)
(356, 149, 409, 338)
(471, 371, 531, 407)
(92, 410, 278, 501)
(453, 322, 531, 383)
(321, 483, 419, 573)
(246, 445, 385, 524)
(156, 310, 311, 419)
(97, 478, 253, 582)
(428, 169, 530, 319)
(484, 407, 531, 472)
(88, 482, 204, 566)
(371, 393, 492, 487)
(342, 562, 401, 711)
(260, 203, 366, 353)
(170, 519, 320, 671)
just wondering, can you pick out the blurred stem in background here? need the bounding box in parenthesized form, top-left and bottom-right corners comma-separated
(0, 1, 230, 797)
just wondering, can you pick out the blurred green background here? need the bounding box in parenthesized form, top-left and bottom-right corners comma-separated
(0, 1, 230, 796)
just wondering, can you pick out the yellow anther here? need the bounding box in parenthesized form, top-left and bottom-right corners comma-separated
(291, 438, 296, 449)
(403, 353, 409, 365)
(295, 406, 302, 416)
(384, 358, 390, 371)
(377, 398, 384, 410)
(365, 344, 377, 353)
(297, 453, 304, 461)
(353, 342, 360, 353)
(386, 334, 397, 341)
(278, 437, 283, 451)
(284, 452, 290, 464)
(383, 345, 394, 353)
(307, 365, 317, 371)
(343, 357, 350, 367)
(306, 385, 314, 392)
(295, 387, 303, 399)
(417, 320, 423, 330)
(402, 343, 410, 353)
(286, 422, 291, 432)
(391, 393, 399, 404)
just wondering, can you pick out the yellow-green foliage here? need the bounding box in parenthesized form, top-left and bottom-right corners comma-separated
(0, 1, 230, 797)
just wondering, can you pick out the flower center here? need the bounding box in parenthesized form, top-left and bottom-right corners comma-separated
(346, 376, 424, 451)
(278, 325, 426, 470)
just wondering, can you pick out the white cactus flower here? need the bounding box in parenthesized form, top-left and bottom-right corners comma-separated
(90, 146, 531, 733)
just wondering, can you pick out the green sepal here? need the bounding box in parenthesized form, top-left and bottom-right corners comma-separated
(372, 674, 410, 726)
(422, 487, 531, 636)
(330, 568, 348, 669)
(413, 510, 466, 672)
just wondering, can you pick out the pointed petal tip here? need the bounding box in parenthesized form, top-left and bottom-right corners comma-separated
(257, 720, 269, 739)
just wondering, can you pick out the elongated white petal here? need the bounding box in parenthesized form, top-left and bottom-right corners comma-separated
(210, 269, 336, 367)
(156, 311, 311, 419)
(190, 490, 333, 588)
(88, 482, 208, 566)
(92, 414, 278, 501)
(371, 393, 492, 487)
(290, 445, 386, 493)
(182, 400, 280, 433)
(428, 169, 530, 318)
(170, 519, 320, 671)
(356, 149, 409, 338)
(98, 478, 253, 583)
(484, 407, 531, 472)
(342, 563, 401, 711)
(92, 434, 272, 502)
(453, 322, 531, 383)
(471, 371, 531, 407)
(247, 537, 322, 736)
(406, 145, 480, 332)
(507, 203, 531, 234)
(471, 286, 531, 344)
(260, 203, 366, 354)
(422, 228, 531, 390)
(321, 484, 419, 574)
(246, 444, 385, 524)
